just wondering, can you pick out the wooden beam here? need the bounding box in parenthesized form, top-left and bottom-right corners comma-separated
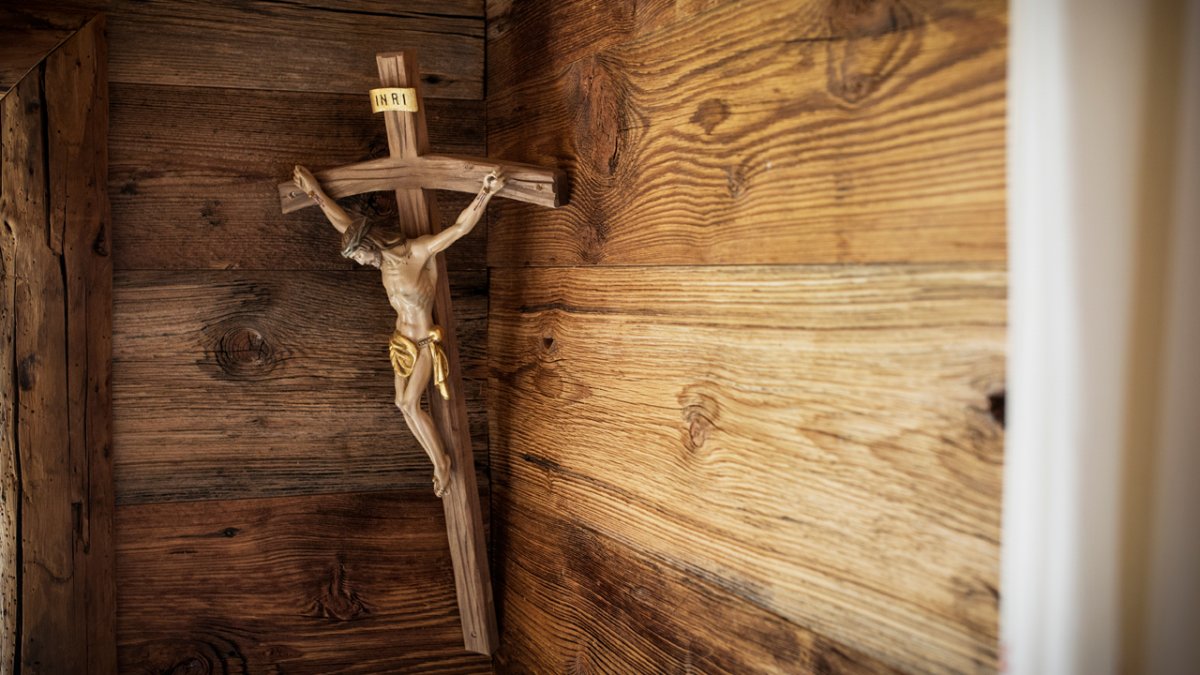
(0, 16, 114, 674)
(0, 65, 17, 675)
(376, 50, 497, 655)
(277, 154, 564, 213)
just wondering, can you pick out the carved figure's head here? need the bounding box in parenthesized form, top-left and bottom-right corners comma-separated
(341, 216, 384, 268)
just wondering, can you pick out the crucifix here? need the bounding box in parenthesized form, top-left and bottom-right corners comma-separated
(277, 50, 564, 655)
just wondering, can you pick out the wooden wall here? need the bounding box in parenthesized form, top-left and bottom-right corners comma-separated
(7, 1, 491, 672)
(0, 16, 114, 674)
(485, 0, 1007, 672)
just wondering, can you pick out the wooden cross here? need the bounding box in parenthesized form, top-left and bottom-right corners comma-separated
(277, 51, 564, 655)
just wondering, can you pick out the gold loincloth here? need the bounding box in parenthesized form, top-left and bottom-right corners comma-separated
(389, 327, 451, 400)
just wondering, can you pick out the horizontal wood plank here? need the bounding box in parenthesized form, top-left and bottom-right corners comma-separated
(488, 264, 1006, 672)
(486, 0, 1006, 266)
(116, 490, 491, 674)
(108, 83, 487, 271)
(113, 270, 489, 505)
(493, 500, 900, 673)
(103, 0, 484, 98)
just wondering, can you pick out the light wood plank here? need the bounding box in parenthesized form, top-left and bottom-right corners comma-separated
(116, 490, 491, 674)
(112, 270, 489, 505)
(486, 0, 1006, 266)
(494, 500, 901, 674)
(108, 83, 487, 271)
(489, 264, 1006, 672)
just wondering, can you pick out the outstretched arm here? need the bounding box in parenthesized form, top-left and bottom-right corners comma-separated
(418, 171, 507, 256)
(293, 165, 359, 234)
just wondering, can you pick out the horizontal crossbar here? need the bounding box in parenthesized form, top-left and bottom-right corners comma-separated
(278, 154, 565, 213)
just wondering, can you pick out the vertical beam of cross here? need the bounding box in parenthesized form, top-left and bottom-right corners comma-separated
(375, 51, 496, 655)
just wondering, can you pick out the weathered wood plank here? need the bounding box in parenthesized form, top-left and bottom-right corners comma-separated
(2, 20, 114, 670)
(44, 17, 116, 673)
(486, 0, 1006, 266)
(488, 264, 1006, 672)
(112, 269, 489, 505)
(4, 62, 83, 675)
(102, 0, 484, 98)
(485, 0, 682, 86)
(116, 490, 491, 674)
(0, 83, 17, 675)
(493, 501, 900, 674)
(108, 83, 487, 271)
(0, 6, 90, 95)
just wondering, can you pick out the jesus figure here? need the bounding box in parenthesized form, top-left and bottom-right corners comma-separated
(293, 165, 506, 497)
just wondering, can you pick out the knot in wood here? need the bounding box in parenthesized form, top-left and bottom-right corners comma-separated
(17, 354, 37, 391)
(824, 0, 920, 105)
(167, 656, 211, 675)
(679, 384, 722, 457)
(214, 325, 276, 378)
(691, 99, 730, 135)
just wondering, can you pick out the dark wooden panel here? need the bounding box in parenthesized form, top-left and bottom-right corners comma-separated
(488, 264, 1005, 671)
(1, 17, 115, 673)
(45, 19, 117, 673)
(486, 0, 1006, 266)
(96, 0, 484, 98)
(493, 501, 900, 674)
(113, 269, 489, 505)
(4, 67, 77, 675)
(116, 490, 491, 674)
(0, 6, 90, 95)
(108, 83, 487, 271)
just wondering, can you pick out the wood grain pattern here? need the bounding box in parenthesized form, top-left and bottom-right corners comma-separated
(493, 500, 900, 674)
(0, 6, 90, 95)
(278, 154, 564, 213)
(83, 0, 498, 667)
(3, 66, 76, 675)
(108, 83, 487, 271)
(1, 17, 115, 672)
(112, 269, 489, 505)
(81, 0, 484, 99)
(488, 264, 1005, 672)
(44, 19, 116, 673)
(116, 490, 491, 674)
(486, 0, 1006, 266)
(0, 67, 16, 675)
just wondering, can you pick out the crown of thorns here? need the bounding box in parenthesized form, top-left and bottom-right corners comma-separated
(340, 216, 380, 257)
